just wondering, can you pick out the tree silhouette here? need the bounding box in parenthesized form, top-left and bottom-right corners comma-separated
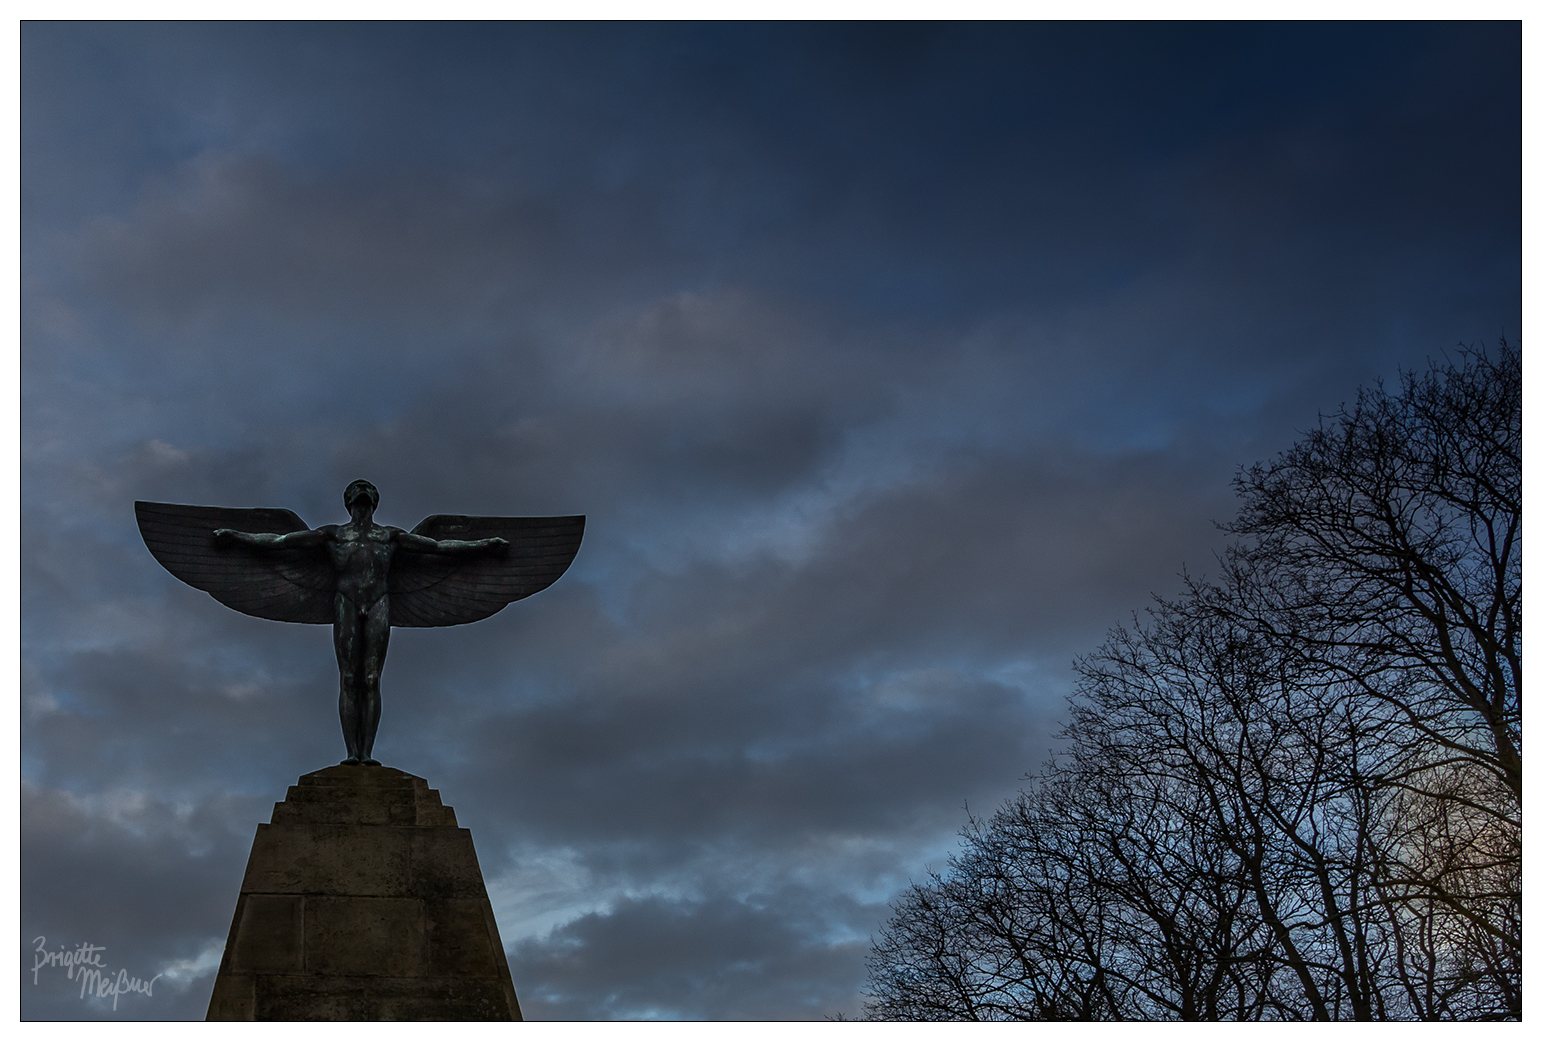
(865, 344, 1519, 1021)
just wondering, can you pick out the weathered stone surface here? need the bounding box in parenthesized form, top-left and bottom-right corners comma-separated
(229, 895, 303, 974)
(427, 899, 503, 978)
(253, 975, 515, 1021)
(242, 822, 416, 896)
(206, 765, 521, 1021)
(207, 973, 256, 1020)
(305, 896, 427, 978)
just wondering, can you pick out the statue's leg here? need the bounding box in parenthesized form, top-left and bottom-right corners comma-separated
(335, 596, 364, 765)
(356, 597, 390, 766)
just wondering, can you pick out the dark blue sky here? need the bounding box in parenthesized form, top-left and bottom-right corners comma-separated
(20, 21, 1519, 1020)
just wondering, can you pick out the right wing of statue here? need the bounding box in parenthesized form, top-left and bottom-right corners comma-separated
(389, 514, 586, 627)
(135, 501, 337, 624)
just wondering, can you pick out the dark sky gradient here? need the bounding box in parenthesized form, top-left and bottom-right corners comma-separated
(20, 22, 1519, 1020)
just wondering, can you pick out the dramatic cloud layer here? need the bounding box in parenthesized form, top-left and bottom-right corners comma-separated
(21, 22, 1518, 1020)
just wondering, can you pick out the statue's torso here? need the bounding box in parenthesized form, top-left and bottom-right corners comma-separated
(331, 522, 395, 607)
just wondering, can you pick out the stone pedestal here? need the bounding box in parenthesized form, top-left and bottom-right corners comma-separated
(206, 765, 522, 1021)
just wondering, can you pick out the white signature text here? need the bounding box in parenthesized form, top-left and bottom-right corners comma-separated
(32, 936, 163, 1011)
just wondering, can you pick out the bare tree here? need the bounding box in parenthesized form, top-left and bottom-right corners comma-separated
(1215, 342, 1520, 1016)
(865, 345, 1519, 1020)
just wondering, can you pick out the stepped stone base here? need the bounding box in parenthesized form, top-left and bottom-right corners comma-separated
(206, 765, 522, 1021)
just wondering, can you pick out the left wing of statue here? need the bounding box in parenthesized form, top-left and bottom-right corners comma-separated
(388, 514, 586, 627)
(135, 501, 337, 624)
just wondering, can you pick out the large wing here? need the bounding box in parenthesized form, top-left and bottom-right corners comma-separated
(135, 501, 336, 624)
(389, 515, 586, 627)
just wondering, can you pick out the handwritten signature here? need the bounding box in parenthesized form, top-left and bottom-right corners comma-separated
(32, 936, 163, 1011)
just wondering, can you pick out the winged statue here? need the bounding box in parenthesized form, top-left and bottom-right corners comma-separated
(136, 479, 584, 766)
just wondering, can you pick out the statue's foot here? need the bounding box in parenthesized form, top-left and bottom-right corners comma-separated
(360, 757, 381, 767)
(340, 756, 361, 765)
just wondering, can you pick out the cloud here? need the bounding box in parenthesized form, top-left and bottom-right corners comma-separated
(509, 891, 883, 1020)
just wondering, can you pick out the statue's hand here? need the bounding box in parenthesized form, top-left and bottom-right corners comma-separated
(488, 537, 510, 555)
(212, 528, 235, 547)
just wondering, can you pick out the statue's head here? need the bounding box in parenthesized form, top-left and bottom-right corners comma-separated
(344, 479, 380, 512)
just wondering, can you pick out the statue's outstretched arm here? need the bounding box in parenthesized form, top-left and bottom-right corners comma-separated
(395, 530, 509, 555)
(214, 526, 331, 550)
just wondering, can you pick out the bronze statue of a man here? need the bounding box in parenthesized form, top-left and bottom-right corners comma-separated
(137, 481, 585, 766)
(213, 480, 507, 764)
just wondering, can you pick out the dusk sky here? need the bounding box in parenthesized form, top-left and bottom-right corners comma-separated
(19, 21, 1519, 1020)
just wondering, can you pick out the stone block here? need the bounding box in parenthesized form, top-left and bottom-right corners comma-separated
(287, 784, 418, 805)
(417, 805, 458, 827)
(241, 822, 414, 897)
(254, 975, 516, 1021)
(229, 894, 303, 974)
(304, 896, 426, 977)
(269, 801, 376, 825)
(426, 899, 501, 978)
(206, 973, 255, 1020)
(410, 828, 488, 898)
